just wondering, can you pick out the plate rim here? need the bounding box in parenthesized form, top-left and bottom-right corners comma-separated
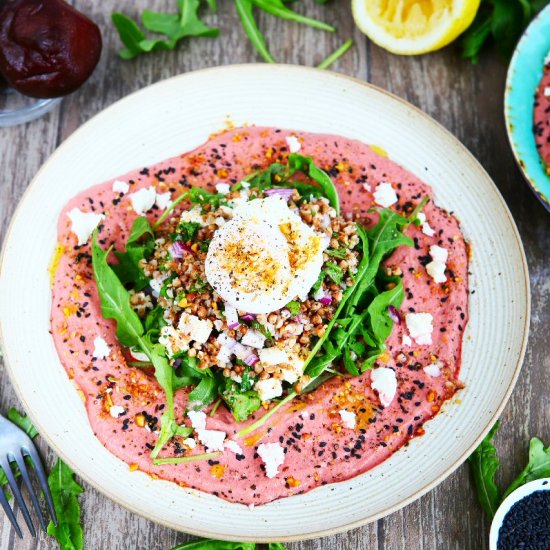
(0, 63, 531, 542)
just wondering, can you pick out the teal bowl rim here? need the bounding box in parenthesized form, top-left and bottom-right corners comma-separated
(504, 3, 550, 212)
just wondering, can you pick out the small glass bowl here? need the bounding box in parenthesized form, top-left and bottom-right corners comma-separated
(0, 85, 62, 127)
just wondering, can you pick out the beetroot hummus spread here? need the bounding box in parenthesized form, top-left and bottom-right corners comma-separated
(51, 127, 468, 505)
(534, 55, 550, 171)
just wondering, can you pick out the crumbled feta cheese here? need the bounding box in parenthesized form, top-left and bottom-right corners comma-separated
(216, 183, 231, 194)
(257, 442, 285, 478)
(545, 87, 550, 97)
(109, 405, 125, 418)
(416, 212, 435, 237)
(240, 181, 250, 189)
(286, 135, 301, 153)
(402, 334, 412, 347)
(67, 208, 105, 245)
(338, 409, 356, 429)
(362, 183, 371, 192)
(300, 410, 309, 420)
(373, 182, 398, 207)
(224, 304, 239, 327)
(216, 345, 233, 365)
(149, 275, 166, 298)
(258, 347, 288, 365)
(405, 312, 434, 345)
(196, 429, 226, 452)
(159, 326, 187, 357)
(424, 361, 443, 377)
(280, 357, 304, 384)
(112, 179, 129, 194)
(254, 378, 283, 401)
(183, 438, 196, 449)
(241, 329, 266, 349)
(426, 245, 448, 284)
(92, 337, 110, 359)
(224, 440, 243, 455)
(371, 367, 397, 407)
(177, 313, 213, 345)
(129, 186, 156, 215)
(180, 208, 204, 225)
(188, 410, 207, 430)
(155, 192, 172, 210)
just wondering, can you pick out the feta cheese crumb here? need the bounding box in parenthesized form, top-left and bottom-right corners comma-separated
(373, 182, 398, 207)
(416, 212, 436, 237)
(112, 179, 129, 194)
(257, 442, 285, 478)
(109, 405, 125, 418)
(286, 135, 301, 153)
(258, 347, 288, 365)
(254, 378, 283, 401)
(405, 312, 434, 345)
(426, 245, 448, 284)
(371, 367, 397, 407)
(180, 208, 205, 225)
(155, 192, 172, 210)
(196, 429, 226, 452)
(424, 361, 443, 377)
(338, 409, 356, 429)
(188, 410, 207, 430)
(129, 186, 157, 215)
(92, 336, 111, 359)
(241, 329, 266, 349)
(224, 440, 243, 455)
(402, 334, 413, 347)
(183, 438, 196, 449)
(178, 313, 213, 345)
(545, 87, 550, 97)
(67, 208, 105, 245)
(215, 183, 231, 195)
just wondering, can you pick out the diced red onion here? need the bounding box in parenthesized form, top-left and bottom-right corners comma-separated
(388, 305, 401, 324)
(264, 188, 295, 200)
(170, 240, 192, 259)
(225, 304, 239, 327)
(228, 322, 240, 330)
(240, 313, 256, 322)
(320, 295, 332, 306)
(296, 314, 308, 324)
(243, 354, 259, 366)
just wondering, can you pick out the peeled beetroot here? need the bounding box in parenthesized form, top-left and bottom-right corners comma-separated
(0, 0, 102, 98)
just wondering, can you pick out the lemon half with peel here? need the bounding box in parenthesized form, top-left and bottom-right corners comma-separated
(352, 0, 481, 55)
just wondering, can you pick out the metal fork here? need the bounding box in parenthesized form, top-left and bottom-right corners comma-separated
(0, 413, 57, 538)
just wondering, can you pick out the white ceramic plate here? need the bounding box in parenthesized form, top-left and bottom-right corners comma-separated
(0, 65, 529, 542)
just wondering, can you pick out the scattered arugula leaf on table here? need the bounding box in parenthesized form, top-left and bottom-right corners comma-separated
(112, 0, 219, 60)
(47, 459, 84, 550)
(469, 421, 550, 517)
(460, 0, 548, 63)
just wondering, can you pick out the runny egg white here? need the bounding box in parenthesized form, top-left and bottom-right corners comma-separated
(205, 195, 327, 314)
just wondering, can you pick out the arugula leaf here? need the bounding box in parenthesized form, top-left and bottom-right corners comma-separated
(288, 153, 340, 213)
(235, 0, 276, 63)
(252, 0, 334, 32)
(7, 408, 38, 438)
(92, 232, 145, 348)
(177, 221, 201, 241)
(325, 247, 348, 259)
(250, 320, 273, 341)
(366, 278, 405, 343)
(170, 539, 258, 549)
(46, 459, 84, 550)
(188, 376, 219, 409)
(325, 261, 343, 284)
(502, 437, 550, 499)
(112, 216, 155, 290)
(268, 544, 286, 550)
(468, 421, 502, 517)
(112, 0, 219, 60)
(317, 38, 353, 69)
(285, 300, 301, 316)
(222, 384, 262, 422)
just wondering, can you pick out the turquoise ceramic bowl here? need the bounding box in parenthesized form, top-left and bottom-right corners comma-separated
(505, 4, 550, 211)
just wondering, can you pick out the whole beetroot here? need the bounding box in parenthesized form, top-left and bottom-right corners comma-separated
(0, 0, 102, 98)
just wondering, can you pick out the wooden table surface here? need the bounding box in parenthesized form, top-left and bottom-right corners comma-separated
(1, 1, 549, 549)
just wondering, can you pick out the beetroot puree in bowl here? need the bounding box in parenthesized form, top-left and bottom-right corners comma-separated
(50, 127, 469, 506)
(534, 57, 550, 171)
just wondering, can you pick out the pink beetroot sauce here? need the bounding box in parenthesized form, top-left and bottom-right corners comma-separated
(534, 58, 550, 170)
(51, 127, 468, 505)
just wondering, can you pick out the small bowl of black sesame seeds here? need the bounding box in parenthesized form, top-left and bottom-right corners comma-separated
(489, 478, 550, 550)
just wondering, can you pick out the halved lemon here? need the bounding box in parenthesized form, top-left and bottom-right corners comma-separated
(351, 0, 481, 55)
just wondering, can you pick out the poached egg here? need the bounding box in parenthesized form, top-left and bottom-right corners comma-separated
(205, 195, 327, 314)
